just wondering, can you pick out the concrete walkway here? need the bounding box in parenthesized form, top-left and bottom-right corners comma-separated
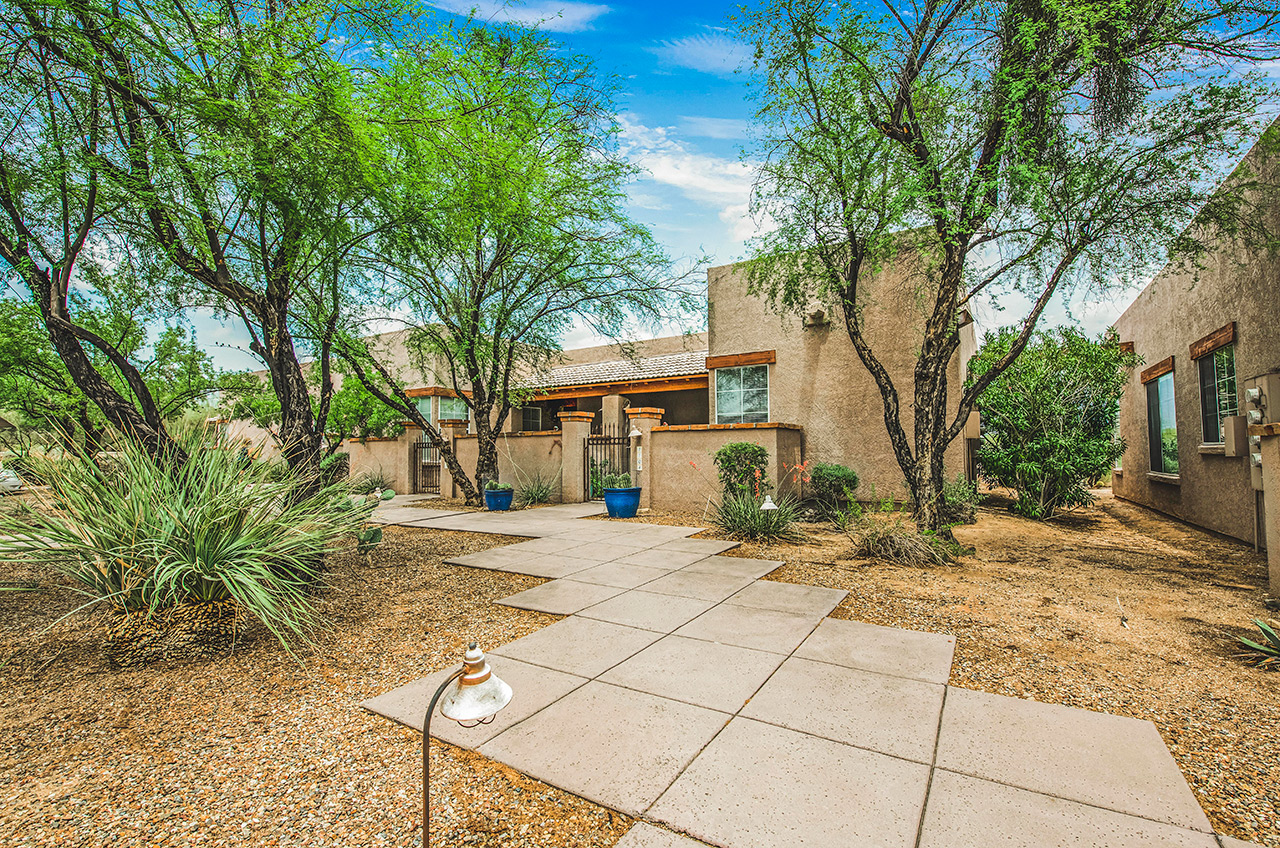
(362, 501, 1257, 848)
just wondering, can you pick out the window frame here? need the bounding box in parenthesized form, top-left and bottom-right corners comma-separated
(1197, 344, 1238, 446)
(521, 406, 542, 432)
(438, 395, 469, 421)
(715, 364, 770, 425)
(1146, 371, 1179, 475)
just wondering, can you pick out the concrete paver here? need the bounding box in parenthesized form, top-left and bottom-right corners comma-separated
(613, 548, 713, 569)
(641, 570, 756, 602)
(724, 581, 847, 617)
(500, 537, 595, 556)
(649, 717, 930, 848)
(568, 562, 674, 589)
(599, 635, 785, 713)
(655, 537, 739, 555)
(673, 603, 823, 655)
(361, 656, 586, 749)
(574, 590, 720, 633)
(741, 656, 944, 763)
(489, 616, 662, 678)
(680, 555, 782, 580)
(475, 553, 602, 579)
(795, 618, 956, 684)
(495, 579, 625, 615)
(615, 823, 710, 848)
(479, 681, 730, 817)
(918, 770, 1219, 848)
(551, 525, 629, 542)
(936, 686, 1213, 832)
(1219, 837, 1269, 848)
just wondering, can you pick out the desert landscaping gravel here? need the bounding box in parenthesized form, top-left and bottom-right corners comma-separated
(1, 490, 1276, 847)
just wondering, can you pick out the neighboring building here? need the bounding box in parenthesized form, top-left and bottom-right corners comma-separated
(1112, 132, 1280, 553)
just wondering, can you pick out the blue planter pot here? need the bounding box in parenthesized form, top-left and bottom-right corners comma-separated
(484, 488, 514, 511)
(603, 487, 641, 519)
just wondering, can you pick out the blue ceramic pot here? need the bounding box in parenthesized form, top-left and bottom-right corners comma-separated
(484, 488, 514, 511)
(602, 487, 641, 519)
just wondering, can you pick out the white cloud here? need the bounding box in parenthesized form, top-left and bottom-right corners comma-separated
(650, 30, 752, 78)
(618, 114, 755, 204)
(678, 115, 749, 139)
(431, 0, 610, 33)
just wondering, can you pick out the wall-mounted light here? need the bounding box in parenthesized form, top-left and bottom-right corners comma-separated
(628, 427, 642, 439)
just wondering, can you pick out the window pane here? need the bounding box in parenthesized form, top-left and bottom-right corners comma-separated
(741, 409, 769, 424)
(741, 365, 768, 390)
(718, 389, 742, 417)
(1158, 372, 1178, 474)
(440, 397, 467, 419)
(1215, 345, 1238, 419)
(522, 407, 542, 431)
(717, 368, 742, 393)
(415, 398, 433, 421)
(743, 389, 768, 417)
(1199, 357, 1221, 444)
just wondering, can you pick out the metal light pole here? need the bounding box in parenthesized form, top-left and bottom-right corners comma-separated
(422, 643, 513, 847)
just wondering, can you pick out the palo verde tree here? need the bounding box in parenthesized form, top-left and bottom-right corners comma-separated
(739, 0, 1280, 532)
(970, 326, 1139, 518)
(339, 24, 699, 505)
(3, 0, 393, 485)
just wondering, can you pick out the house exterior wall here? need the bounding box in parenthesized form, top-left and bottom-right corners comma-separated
(707, 259, 972, 500)
(344, 436, 410, 493)
(1111, 142, 1280, 545)
(648, 424, 804, 512)
(453, 431, 564, 500)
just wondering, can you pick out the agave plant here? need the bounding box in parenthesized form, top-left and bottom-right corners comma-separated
(0, 435, 368, 654)
(1238, 619, 1280, 669)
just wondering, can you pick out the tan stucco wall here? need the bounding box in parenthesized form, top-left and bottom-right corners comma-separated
(1112, 138, 1280, 546)
(707, 259, 971, 500)
(344, 437, 410, 493)
(647, 424, 805, 513)
(453, 432, 564, 500)
(558, 333, 707, 366)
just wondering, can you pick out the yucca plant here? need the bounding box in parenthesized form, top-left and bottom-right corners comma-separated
(0, 435, 367, 660)
(1237, 619, 1280, 669)
(517, 471, 557, 505)
(711, 491, 804, 542)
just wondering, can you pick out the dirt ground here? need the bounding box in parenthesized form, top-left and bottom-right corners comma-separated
(0, 489, 1276, 846)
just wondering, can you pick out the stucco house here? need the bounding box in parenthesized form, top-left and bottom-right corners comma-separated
(327, 253, 978, 512)
(1111, 127, 1280, 592)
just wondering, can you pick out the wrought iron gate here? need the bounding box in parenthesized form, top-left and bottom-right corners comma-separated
(584, 425, 630, 500)
(412, 439, 441, 495)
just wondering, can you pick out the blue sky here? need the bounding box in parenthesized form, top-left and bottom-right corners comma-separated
(195, 0, 1182, 369)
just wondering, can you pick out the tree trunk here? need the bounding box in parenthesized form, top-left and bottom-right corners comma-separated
(253, 303, 323, 495)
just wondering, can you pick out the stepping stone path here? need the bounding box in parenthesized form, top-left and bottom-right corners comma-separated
(362, 498, 1259, 848)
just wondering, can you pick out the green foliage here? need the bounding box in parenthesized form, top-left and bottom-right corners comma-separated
(970, 327, 1139, 519)
(848, 517, 961, 567)
(356, 525, 384, 558)
(941, 476, 980, 526)
(1237, 619, 1280, 668)
(0, 436, 366, 652)
(484, 480, 513, 491)
(602, 473, 632, 489)
(517, 472, 557, 506)
(711, 491, 803, 542)
(808, 462, 859, 515)
(588, 457, 621, 499)
(351, 470, 392, 495)
(714, 442, 772, 497)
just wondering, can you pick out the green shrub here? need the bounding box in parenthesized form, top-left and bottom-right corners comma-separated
(713, 442, 771, 497)
(848, 516, 960, 566)
(602, 472, 632, 489)
(941, 475, 979, 525)
(352, 469, 393, 494)
(711, 491, 803, 542)
(484, 479, 513, 491)
(808, 462, 859, 515)
(517, 471, 557, 505)
(0, 435, 367, 656)
(1237, 619, 1280, 668)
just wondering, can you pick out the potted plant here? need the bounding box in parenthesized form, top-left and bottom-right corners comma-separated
(484, 479, 514, 511)
(601, 472, 641, 519)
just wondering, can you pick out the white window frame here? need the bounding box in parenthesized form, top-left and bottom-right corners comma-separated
(439, 395, 468, 421)
(521, 406, 542, 431)
(715, 364, 769, 425)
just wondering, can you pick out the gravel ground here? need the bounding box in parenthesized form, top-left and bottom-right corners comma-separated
(0, 525, 631, 848)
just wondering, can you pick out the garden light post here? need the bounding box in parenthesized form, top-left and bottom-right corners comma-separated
(422, 643, 513, 848)
(760, 495, 778, 511)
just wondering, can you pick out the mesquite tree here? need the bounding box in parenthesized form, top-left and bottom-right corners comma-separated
(3, 0, 390, 483)
(739, 0, 1279, 531)
(341, 25, 698, 504)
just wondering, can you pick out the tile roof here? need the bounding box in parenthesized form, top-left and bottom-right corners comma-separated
(535, 350, 708, 388)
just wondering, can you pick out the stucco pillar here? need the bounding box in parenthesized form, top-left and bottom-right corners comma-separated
(438, 418, 468, 498)
(1255, 424, 1280, 593)
(558, 411, 595, 503)
(626, 407, 663, 512)
(395, 423, 419, 495)
(602, 394, 630, 435)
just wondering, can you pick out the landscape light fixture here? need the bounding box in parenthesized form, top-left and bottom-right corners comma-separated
(760, 495, 778, 511)
(422, 643, 513, 847)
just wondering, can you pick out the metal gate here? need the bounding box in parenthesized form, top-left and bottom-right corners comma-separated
(412, 439, 441, 495)
(584, 425, 630, 500)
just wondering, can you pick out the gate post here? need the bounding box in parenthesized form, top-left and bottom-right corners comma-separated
(438, 418, 468, 498)
(626, 407, 664, 513)
(558, 411, 595, 503)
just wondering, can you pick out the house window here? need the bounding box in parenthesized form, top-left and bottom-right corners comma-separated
(439, 396, 468, 420)
(521, 406, 542, 431)
(716, 365, 769, 424)
(1198, 344, 1238, 445)
(414, 397, 433, 421)
(1146, 371, 1179, 475)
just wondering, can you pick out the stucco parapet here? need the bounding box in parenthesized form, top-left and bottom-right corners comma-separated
(653, 422, 803, 432)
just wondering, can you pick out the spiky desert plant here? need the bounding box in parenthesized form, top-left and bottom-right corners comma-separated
(1237, 619, 1280, 669)
(711, 491, 804, 542)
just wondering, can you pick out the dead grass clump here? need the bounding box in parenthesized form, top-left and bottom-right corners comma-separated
(847, 517, 958, 566)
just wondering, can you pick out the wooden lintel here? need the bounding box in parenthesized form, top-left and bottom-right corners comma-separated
(1249, 422, 1280, 437)
(1140, 356, 1174, 384)
(1189, 322, 1236, 360)
(1119, 341, 1135, 354)
(404, 386, 470, 399)
(705, 350, 777, 369)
